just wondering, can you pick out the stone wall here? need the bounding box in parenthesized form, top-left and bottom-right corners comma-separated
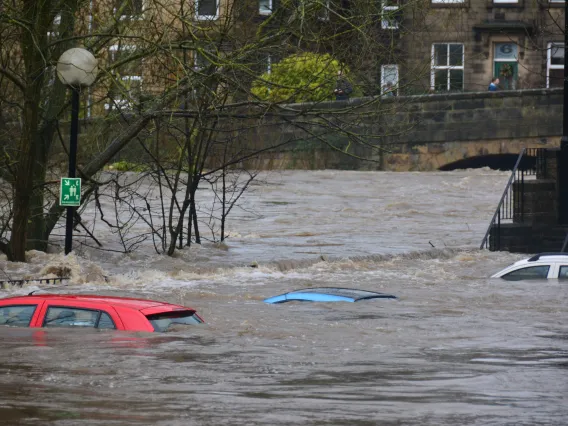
(250, 88, 564, 171)
(33, 88, 565, 172)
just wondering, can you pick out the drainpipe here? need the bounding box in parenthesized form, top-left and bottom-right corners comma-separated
(563, 1, 568, 151)
(559, 2, 568, 224)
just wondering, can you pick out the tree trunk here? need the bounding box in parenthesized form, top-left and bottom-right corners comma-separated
(27, 3, 78, 252)
(26, 133, 49, 252)
(9, 0, 47, 261)
(10, 104, 37, 261)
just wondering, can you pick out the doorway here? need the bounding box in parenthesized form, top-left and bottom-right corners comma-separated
(493, 43, 518, 90)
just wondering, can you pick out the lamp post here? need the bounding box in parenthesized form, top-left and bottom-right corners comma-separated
(56, 48, 98, 255)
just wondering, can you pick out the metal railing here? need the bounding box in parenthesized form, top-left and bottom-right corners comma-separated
(0, 277, 69, 289)
(480, 148, 546, 250)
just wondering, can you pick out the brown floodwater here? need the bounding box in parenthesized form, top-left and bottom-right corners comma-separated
(0, 170, 566, 425)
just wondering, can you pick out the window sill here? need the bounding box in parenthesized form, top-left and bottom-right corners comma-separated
(117, 15, 144, 20)
(487, 1, 524, 9)
(113, 9, 145, 20)
(104, 103, 133, 111)
(196, 15, 219, 21)
(430, 0, 469, 8)
(430, 2, 469, 9)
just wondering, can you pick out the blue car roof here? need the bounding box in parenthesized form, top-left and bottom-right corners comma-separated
(264, 287, 397, 304)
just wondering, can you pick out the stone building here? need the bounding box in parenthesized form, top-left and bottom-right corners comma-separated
(396, 0, 565, 93)
(2, 0, 565, 122)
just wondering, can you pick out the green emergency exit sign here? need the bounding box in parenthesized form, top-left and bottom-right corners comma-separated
(59, 178, 81, 207)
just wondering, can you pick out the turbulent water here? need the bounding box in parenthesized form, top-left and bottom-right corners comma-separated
(0, 170, 567, 425)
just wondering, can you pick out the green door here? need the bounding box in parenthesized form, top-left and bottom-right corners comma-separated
(494, 62, 518, 90)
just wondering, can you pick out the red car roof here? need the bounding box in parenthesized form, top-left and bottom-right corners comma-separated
(0, 294, 185, 311)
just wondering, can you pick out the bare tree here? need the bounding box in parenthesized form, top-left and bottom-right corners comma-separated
(0, 0, 423, 260)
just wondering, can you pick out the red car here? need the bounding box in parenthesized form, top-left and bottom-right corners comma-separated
(0, 294, 204, 332)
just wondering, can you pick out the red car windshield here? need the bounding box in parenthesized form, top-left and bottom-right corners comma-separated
(146, 311, 203, 332)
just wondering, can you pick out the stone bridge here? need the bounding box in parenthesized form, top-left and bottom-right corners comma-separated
(251, 88, 563, 171)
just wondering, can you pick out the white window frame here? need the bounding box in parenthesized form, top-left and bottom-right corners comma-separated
(549, 0, 564, 3)
(194, 50, 211, 71)
(263, 55, 272, 94)
(381, 64, 399, 95)
(105, 45, 143, 111)
(108, 44, 138, 60)
(259, 0, 272, 15)
(196, 0, 219, 20)
(104, 76, 143, 110)
(493, 0, 518, 3)
(47, 13, 61, 38)
(493, 42, 518, 63)
(381, 0, 399, 30)
(547, 42, 564, 88)
(87, 88, 93, 118)
(430, 43, 464, 91)
(113, 0, 145, 20)
(431, 0, 465, 3)
(317, 0, 330, 21)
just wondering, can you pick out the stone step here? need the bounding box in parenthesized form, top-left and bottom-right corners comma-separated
(488, 223, 568, 253)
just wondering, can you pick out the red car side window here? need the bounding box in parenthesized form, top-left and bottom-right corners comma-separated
(0, 305, 37, 327)
(43, 306, 116, 329)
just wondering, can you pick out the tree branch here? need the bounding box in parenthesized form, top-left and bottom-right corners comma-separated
(0, 68, 25, 93)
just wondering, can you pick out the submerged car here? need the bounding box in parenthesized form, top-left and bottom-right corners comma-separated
(264, 287, 397, 304)
(0, 294, 204, 332)
(491, 253, 568, 280)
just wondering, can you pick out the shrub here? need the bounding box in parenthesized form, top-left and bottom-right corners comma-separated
(251, 53, 356, 103)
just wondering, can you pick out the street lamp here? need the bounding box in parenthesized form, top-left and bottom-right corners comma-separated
(56, 48, 98, 255)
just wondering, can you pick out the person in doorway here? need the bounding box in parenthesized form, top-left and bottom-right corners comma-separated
(488, 77, 500, 91)
(383, 82, 396, 97)
(334, 70, 353, 101)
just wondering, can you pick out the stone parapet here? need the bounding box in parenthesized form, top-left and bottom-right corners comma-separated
(249, 88, 564, 171)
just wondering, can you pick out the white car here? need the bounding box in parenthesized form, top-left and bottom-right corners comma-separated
(491, 253, 568, 280)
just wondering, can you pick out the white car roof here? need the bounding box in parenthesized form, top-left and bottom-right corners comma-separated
(491, 253, 568, 278)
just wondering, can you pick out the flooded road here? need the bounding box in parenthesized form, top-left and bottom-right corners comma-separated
(0, 170, 567, 425)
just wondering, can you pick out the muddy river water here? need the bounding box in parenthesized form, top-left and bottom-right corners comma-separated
(0, 170, 567, 425)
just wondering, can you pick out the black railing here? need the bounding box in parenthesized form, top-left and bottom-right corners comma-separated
(0, 277, 69, 289)
(480, 148, 547, 250)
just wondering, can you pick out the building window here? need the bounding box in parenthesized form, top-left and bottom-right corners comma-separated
(114, 0, 144, 19)
(431, 43, 464, 91)
(319, 0, 330, 20)
(381, 0, 399, 29)
(547, 42, 564, 88)
(194, 51, 211, 71)
(549, 0, 564, 3)
(381, 64, 399, 95)
(259, 0, 272, 14)
(196, 0, 219, 19)
(105, 45, 142, 111)
(493, 42, 518, 90)
(47, 14, 61, 38)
